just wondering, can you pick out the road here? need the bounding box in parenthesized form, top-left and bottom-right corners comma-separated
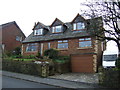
(2, 75, 61, 88)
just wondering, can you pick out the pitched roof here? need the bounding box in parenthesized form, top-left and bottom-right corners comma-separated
(1, 21, 16, 28)
(22, 22, 90, 43)
(22, 16, 103, 43)
(1, 21, 26, 37)
(32, 22, 47, 30)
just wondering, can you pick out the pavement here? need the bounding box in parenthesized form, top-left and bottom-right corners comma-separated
(2, 71, 103, 89)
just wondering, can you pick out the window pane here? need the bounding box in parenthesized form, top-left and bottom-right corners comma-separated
(58, 41, 62, 43)
(79, 41, 91, 47)
(79, 38, 84, 41)
(56, 26, 62, 32)
(16, 36, 21, 41)
(38, 29, 43, 35)
(63, 40, 68, 42)
(26, 43, 38, 52)
(85, 38, 91, 40)
(77, 22, 85, 29)
(58, 43, 68, 49)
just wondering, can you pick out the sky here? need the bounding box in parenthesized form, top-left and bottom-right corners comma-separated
(0, 0, 118, 55)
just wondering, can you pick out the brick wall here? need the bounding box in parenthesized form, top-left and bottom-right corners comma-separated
(22, 37, 99, 56)
(2, 23, 25, 52)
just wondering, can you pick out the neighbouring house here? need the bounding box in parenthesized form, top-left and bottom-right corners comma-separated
(0, 21, 26, 53)
(22, 14, 106, 73)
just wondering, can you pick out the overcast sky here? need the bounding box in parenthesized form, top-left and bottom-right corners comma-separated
(0, 0, 118, 55)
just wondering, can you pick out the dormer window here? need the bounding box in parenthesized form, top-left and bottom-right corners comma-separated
(52, 25, 62, 33)
(34, 29, 43, 35)
(73, 22, 85, 30)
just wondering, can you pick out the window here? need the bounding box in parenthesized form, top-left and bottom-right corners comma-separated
(48, 43, 50, 49)
(52, 25, 62, 33)
(26, 43, 38, 52)
(58, 40, 68, 49)
(16, 36, 22, 41)
(73, 22, 85, 30)
(34, 29, 43, 35)
(79, 38, 92, 48)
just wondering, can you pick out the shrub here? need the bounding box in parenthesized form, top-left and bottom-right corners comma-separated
(44, 48, 59, 59)
(12, 47, 21, 55)
(115, 57, 120, 69)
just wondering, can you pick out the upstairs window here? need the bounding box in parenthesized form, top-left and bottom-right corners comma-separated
(26, 43, 38, 52)
(16, 36, 22, 41)
(79, 38, 92, 48)
(73, 22, 85, 30)
(52, 25, 62, 33)
(58, 40, 68, 49)
(34, 29, 43, 35)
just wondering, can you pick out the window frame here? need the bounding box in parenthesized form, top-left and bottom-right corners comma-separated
(26, 43, 38, 52)
(52, 25, 62, 33)
(73, 22, 85, 30)
(79, 38, 92, 48)
(58, 40, 68, 49)
(16, 36, 22, 41)
(34, 29, 43, 35)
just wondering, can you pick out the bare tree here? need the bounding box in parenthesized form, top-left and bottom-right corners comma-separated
(81, 0, 120, 57)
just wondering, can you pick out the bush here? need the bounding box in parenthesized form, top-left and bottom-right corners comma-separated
(115, 57, 120, 69)
(12, 47, 21, 55)
(44, 49, 59, 59)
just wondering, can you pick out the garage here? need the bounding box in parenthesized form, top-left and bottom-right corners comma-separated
(71, 54, 94, 73)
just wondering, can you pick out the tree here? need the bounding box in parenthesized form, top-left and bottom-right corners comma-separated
(81, 0, 120, 57)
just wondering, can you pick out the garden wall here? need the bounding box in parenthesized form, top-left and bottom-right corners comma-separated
(2, 59, 43, 76)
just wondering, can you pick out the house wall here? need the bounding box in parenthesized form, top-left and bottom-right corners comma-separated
(22, 37, 101, 56)
(2, 23, 26, 52)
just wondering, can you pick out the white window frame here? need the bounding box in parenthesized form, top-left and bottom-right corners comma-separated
(73, 22, 85, 30)
(34, 29, 43, 35)
(52, 25, 62, 33)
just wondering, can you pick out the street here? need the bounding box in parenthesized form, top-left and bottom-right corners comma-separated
(2, 75, 60, 88)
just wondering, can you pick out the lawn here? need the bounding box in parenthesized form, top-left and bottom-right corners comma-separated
(13, 58, 35, 61)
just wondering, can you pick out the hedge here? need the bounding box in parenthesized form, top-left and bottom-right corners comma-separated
(99, 67, 120, 88)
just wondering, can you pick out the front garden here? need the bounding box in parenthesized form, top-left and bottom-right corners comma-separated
(2, 48, 71, 77)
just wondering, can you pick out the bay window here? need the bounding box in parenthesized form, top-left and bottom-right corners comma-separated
(26, 43, 38, 52)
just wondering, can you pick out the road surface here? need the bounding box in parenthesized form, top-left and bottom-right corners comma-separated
(2, 75, 61, 88)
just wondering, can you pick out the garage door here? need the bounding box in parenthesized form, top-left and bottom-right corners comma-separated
(71, 54, 94, 73)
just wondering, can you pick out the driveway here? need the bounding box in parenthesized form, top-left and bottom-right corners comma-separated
(49, 73, 99, 84)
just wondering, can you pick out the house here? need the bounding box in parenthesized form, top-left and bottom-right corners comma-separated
(22, 14, 106, 73)
(1, 21, 26, 53)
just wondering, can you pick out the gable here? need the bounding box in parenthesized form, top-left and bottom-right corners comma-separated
(71, 14, 85, 23)
(51, 18, 64, 27)
(33, 22, 46, 30)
